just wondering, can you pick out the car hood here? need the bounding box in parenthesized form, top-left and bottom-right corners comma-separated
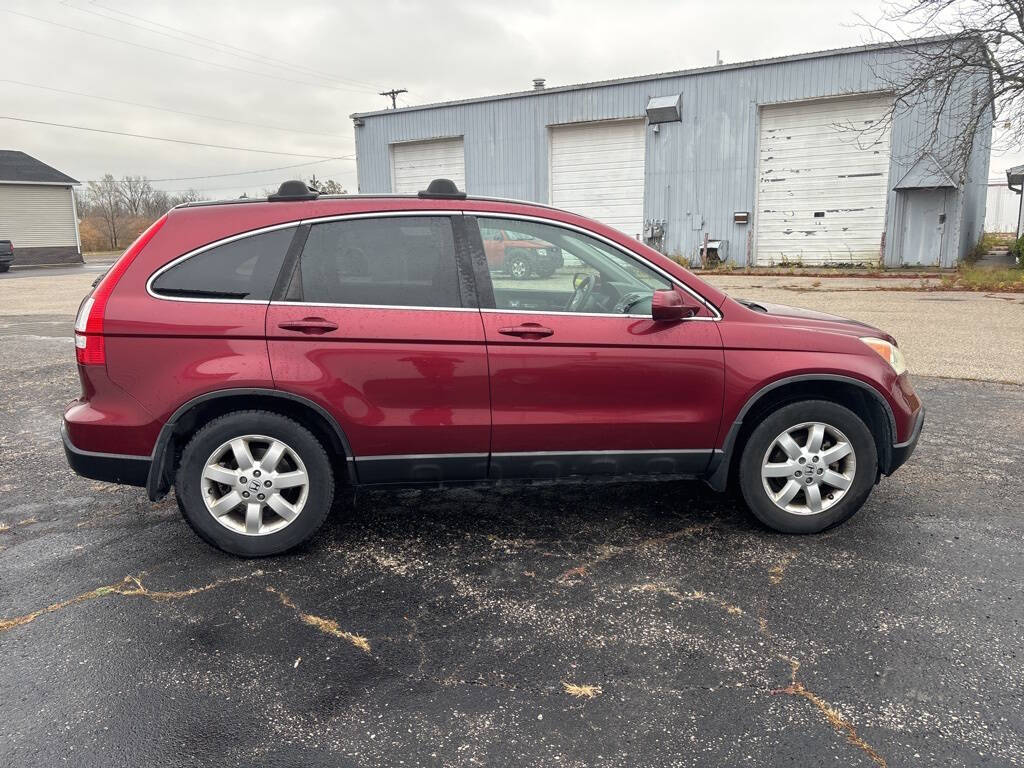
(739, 299, 891, 341)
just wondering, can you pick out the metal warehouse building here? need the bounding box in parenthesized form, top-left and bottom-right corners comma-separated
(0, 151, 82, 266)
(352, 39, 991, 268)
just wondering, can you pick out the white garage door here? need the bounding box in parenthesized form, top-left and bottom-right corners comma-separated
(390, 137, 465, 194)
(550, 120, 646, 237)
(756, 95, 892, 265)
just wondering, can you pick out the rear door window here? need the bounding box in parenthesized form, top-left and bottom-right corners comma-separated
(152, 227, 294, 300)
(293, 216, 463, 308)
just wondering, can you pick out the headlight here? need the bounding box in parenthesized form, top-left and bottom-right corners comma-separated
(860, 337, 907, 375)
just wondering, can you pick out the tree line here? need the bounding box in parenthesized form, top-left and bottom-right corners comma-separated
(77, 175, 345, 252)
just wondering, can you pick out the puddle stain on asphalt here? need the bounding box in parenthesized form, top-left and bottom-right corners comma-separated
(0, 571, 266, 634)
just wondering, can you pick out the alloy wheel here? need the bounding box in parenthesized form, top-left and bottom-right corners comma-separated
(760, 421, 856, 515)
(200, 434, 310, 536)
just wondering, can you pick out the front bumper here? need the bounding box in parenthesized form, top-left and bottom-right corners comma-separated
(61, 420, 150, 487)
(886, 405, 925, 475)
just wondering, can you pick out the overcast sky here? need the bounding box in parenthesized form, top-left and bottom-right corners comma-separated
(2, 0, 1017, 200)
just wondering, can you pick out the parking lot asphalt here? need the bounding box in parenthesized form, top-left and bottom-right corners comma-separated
(1, 277, 1023, 767)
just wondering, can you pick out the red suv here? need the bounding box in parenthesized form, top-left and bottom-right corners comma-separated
(63, 179, 923, 556)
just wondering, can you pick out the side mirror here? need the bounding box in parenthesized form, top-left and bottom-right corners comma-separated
(651, 288, 697, 322)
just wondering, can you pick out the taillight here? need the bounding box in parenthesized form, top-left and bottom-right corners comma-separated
(75, 214, 167, 365)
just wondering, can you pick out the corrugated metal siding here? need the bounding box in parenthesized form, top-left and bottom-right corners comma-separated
(0, 184, 78, 248)
(354, 44, 991, 266)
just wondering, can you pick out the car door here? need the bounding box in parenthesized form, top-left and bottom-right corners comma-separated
(266, 213, 490, 483)
(471, 215, 725, 480)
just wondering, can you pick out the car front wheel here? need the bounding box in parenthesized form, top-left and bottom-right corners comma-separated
(175, 410, 335, 556)
(738, 400, 878, 534)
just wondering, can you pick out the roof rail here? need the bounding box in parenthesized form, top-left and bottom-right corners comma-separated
(268, 180, 319, 202)
(418, 178, 467, 200)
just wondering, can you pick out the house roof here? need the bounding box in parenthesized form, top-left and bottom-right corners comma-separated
(0, 151, 79, 185)
(351, 34, 957, 120)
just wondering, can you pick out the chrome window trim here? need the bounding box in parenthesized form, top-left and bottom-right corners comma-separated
(146, 209, 720, 320)
(146, 211, 462, 306)
(473, 212, 722, 321)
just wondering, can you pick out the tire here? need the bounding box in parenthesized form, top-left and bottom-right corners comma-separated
(0, 264, 10, 273)
(506, 251, 531, 280)
(175, 410, 335, 556)
(738, 400, 878, 534)
(533, 258, 557, 279)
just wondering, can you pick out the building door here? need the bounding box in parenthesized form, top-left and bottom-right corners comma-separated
(390, 137, 466, 193)
(755, 94, 893, 265)
(898, 189, 947, 266)
(549, 120, 646, 238)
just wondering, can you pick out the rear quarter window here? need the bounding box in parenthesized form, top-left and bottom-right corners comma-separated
(151, 227, 294, 300)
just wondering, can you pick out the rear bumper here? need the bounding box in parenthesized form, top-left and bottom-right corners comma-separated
(61, 421, 150, 487)
(886, 405, 925, 475)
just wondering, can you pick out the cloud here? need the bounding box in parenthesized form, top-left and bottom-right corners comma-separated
(11, 0, 974, 202)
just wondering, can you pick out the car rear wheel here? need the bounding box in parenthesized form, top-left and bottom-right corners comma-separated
(0, 264, 10, 273)
(175, 410, 334, 556)
(738, 400, 877, 534)
(533, 258, 557, 279)
(506, 250, 531, 280)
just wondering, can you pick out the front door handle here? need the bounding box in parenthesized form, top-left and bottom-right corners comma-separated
(498, 322, 554, 339)
(277, 317, 339, 335)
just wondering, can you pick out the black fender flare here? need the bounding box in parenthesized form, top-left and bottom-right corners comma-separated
(704, 374, 897, 492)
(146, 388, 357, 500)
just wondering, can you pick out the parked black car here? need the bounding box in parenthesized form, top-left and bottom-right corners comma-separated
(0, 240, 13, 273)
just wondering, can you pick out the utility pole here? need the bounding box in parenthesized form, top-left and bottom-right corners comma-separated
(379, 88, 408, 109)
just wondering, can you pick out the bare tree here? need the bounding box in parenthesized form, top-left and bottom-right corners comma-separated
(863, 1, 1014, 183)
(86, 174, 123, 250)
(168, 189, 205, 206)
(117, 175, 154, 217)
(309, 177, 347, 195)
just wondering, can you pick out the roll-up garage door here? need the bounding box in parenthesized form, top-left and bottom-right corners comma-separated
(549, 120, 646, 237)
(390, 137, 465, 194)
(756, 95, 892, 265)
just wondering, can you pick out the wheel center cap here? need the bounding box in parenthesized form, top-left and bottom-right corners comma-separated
(248, 479, 261, 492)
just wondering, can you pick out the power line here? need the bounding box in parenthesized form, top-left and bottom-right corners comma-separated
(80, 157, 355, 185)
(2, 9, 381, 96)
(0, 79, 351, 141)
(82, 0, 385, 91)
(0, 116, 346, 158)
(61, 1, 383, 93)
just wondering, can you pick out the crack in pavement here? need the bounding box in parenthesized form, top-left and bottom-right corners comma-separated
(773, 658, 888, 768)
(555, 522, 713, 584)
(265, 587, 371, 653)
(634, 580, 889, 767)
(0, 571, 267, 634)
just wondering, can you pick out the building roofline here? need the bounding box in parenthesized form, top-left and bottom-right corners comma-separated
(0, 179, 80, 187)
(350, 34, 956, 120)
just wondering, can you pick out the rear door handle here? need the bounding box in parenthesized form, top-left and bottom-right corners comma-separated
(277, 316, 338, 335)
(497, 322, 554, 339)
